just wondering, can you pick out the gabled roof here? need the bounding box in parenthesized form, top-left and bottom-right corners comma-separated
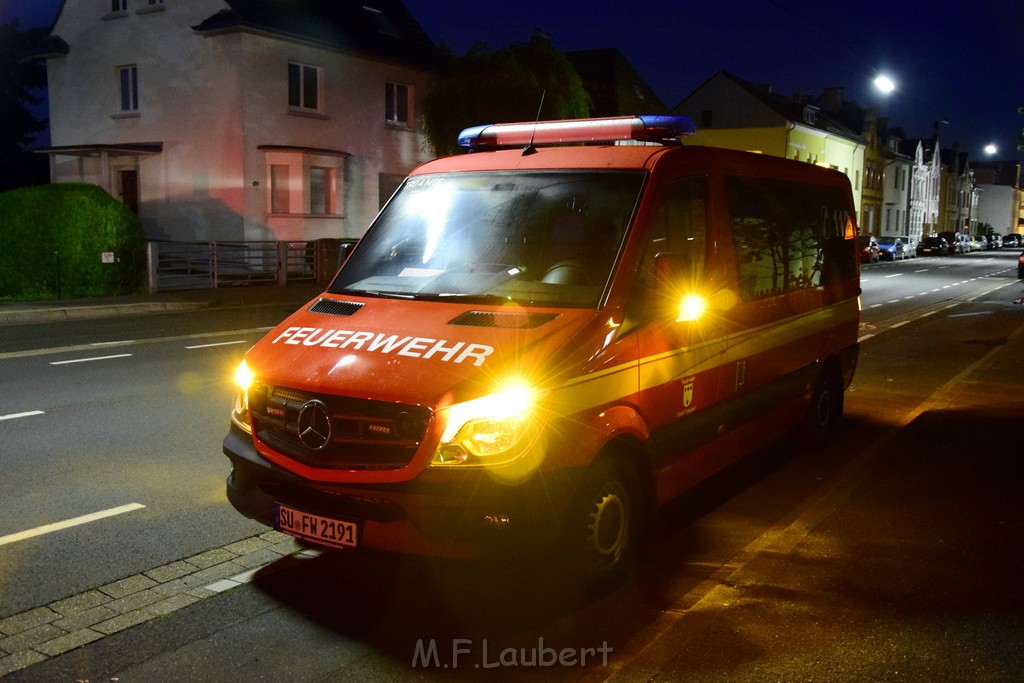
(192, 0, 441, 68)
(716, 71, 864, 141)
(565, 48, 666, 116)
(677, 71, 864, 143)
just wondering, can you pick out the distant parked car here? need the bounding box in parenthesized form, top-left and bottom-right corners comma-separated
(938, 231, 962, 254)
(968, 235, 987, 251)
(875, 236, 905, 261)
(903, 237, 917, 257)
(1003, 234, 1023, 248)
(988, 234, 1001, 250)
(859, 235, 880, 263)
(916, 236, 949, 256)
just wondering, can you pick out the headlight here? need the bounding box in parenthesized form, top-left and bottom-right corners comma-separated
(231, 360, 255, 434)
(431, 384, 536, 467)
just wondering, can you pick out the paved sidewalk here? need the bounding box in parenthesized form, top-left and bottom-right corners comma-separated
(0, 532, 310, 678)
(0, 282, 324, 326)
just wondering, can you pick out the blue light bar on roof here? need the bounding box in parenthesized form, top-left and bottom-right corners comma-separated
(456, 115, 697, 151)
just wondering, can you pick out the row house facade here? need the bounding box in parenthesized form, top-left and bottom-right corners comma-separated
(670, 71, 997, 242)
(974, 161, 1024, 236)
(37, 0, 440, 242)
(671, 72, 867, 218)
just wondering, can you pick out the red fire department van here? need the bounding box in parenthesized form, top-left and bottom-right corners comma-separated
(223, 115, 860, 588)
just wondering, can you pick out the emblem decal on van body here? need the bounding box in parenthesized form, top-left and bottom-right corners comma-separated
(270, 326, 494, 366)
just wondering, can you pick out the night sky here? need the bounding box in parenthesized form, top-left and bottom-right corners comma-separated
(4, 0, 1022, 161)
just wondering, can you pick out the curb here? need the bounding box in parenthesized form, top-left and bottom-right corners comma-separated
(0, 301, 211, 326)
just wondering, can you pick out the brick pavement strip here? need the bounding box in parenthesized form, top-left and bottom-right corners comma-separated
(0, 532, 303, 676)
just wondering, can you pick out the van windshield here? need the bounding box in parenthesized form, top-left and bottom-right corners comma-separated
(329, 171, 645, 308)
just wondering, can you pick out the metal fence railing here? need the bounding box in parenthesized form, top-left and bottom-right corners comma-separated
(146, 240, 344, 292)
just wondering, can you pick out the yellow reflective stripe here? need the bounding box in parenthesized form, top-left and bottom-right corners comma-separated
(553, 298, 858, 414)
(716, 298, 859, 367)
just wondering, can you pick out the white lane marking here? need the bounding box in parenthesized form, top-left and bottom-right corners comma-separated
(857, 333, 875, 342)
(884, 273, 903, 278)
(185, 340, 248, 350)
(0, 410, 45, 421)
(0, 327, 275, 362)
(0, 503, 146, 546)
(90, 340, 136, 347)
(948, 311, 993, 318)
(49, 354, 133, 365)
(890, 321, 910, 328)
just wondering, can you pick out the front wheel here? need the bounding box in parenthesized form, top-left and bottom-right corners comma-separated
(561, 457, 642, 592)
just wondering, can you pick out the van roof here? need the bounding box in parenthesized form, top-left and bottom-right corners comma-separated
(413, 144, 853, 190)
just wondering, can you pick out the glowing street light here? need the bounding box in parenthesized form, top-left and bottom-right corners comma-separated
(873, 74, 896, 94)
(984, 143, 998, 155)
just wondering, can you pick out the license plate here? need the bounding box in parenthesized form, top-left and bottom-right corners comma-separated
(275, 504, 359, 549)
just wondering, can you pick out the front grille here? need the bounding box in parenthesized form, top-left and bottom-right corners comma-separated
(250, 384, 431, 469)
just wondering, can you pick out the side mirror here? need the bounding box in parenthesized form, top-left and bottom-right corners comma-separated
(653, 252, 704, 321)
(654, 251, 692, 288)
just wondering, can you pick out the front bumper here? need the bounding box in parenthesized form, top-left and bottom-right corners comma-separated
(223, 424, 577, 558)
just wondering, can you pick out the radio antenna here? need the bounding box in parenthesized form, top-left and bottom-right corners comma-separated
(522, 90, 546, 156)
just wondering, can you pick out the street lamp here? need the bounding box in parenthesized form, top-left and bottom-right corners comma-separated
(984, 143, 998, 155)
(873, 75, 896, 94)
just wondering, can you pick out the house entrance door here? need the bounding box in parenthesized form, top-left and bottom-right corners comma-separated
(119, 169, 139, 214)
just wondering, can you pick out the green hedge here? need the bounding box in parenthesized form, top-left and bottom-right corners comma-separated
(0, 183, 146, 301)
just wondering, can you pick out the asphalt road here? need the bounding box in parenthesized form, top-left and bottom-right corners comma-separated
(1, 251, 1022, 680)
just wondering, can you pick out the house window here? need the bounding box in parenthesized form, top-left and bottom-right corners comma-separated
(111, 0, 127, 10)
(118, 65, 139, 112)
(385, 82, 409, 125)
(309, 167, 335, 214)
(270, 165, 290, 213)
(265, 156, 343, 216)
(700, 110, 713, 128)
(288, 62, 321, 111)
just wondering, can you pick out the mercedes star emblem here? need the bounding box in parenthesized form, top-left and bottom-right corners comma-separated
(296, 400, 332, 450)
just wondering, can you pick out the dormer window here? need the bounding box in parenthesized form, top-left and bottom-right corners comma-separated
(802, 105, 818, 125)
(363, 6, 399, 37)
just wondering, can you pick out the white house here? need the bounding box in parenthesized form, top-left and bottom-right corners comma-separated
(880, 140, 913, 241)
(38, 0, 440, 242)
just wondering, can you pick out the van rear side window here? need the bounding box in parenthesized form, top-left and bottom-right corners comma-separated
(727, 176, 856, 301)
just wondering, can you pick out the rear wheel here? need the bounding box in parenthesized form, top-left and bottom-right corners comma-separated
(804, 367, 843, 449)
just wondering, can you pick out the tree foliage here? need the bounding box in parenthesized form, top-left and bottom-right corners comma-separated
(1019, 106, 1023, 152)
(0, 184, 147, 300)
(0, 20, 48, 156)
(421, 36, 592, 157)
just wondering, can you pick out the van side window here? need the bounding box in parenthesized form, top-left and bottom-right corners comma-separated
(638, 177, 707, 294)
(727, 176, 855, 301)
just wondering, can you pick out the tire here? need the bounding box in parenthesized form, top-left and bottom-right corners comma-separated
(803, 367, 843, 450)
(562, 456, 642, 592)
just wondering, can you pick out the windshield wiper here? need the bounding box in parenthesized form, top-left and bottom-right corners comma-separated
(416, 292, 514, 305)
(349, 289, 415, 300)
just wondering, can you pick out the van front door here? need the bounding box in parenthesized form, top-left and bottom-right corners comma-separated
(632, 176, 725, 501)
